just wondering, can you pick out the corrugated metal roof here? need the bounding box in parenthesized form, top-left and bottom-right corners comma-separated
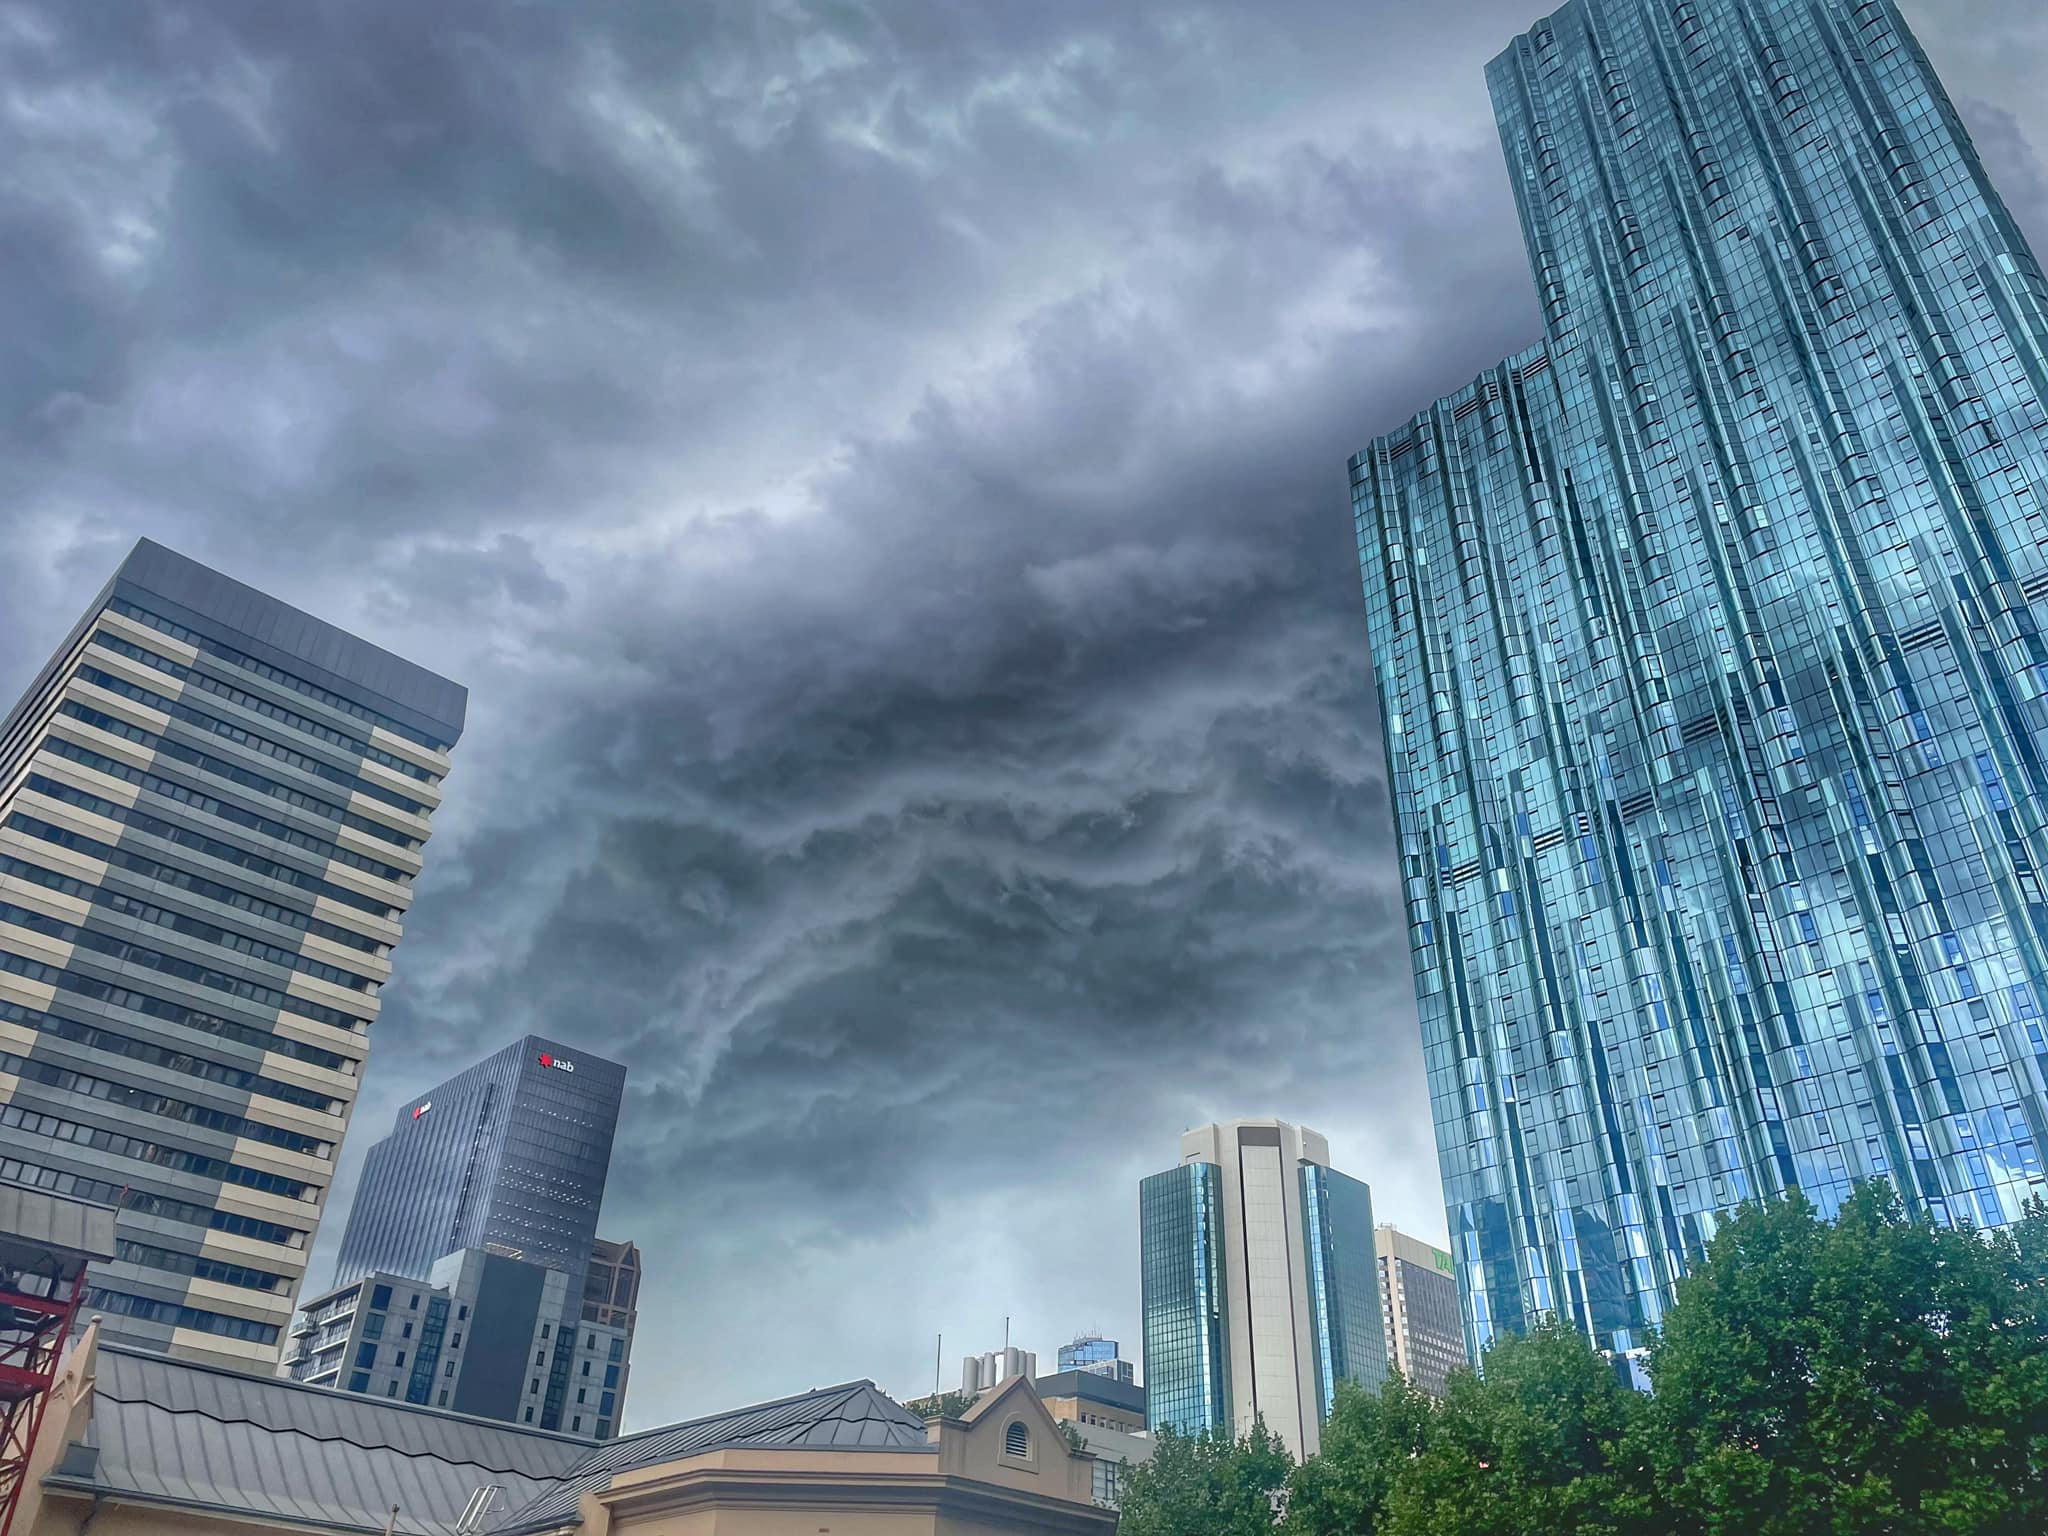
(493, 1380, 934, 1533)
(45, 1344, 584, 1535)
(44, 1344, 934, 1536)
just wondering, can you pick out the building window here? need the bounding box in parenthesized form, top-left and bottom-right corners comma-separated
(524, 1407, 534, 1423)
(402, 1322, 413, 1340)
(535, 1350, 546, 1364)
(572, 1416, 582, 1432)
(438, 1390, 448, 1407)
(577, 1388, 587, 1405)
(386, 1383, 397, 1397)
(540, 1324, 550, 1340)
(395, 1351, 406, 1367)
(370, 1283, 392, 1310)
(409, 1295, 420, 1310)
(445, 1361, 456, 1378)
(348, 1372, 369, 1393)
(581, 1360, 591, 1377)
(451, 1332, 462, 1348)
(1005, 1422, 1030, 1459)
(530, 1378, 540, 1394)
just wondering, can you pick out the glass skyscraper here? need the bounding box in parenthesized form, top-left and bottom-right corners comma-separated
(326, 1034, 626, 1430)
(1139, 1121, 1386, 1456)
(1353, 0, 2048, 1369)
(0, 539, 463, 1371)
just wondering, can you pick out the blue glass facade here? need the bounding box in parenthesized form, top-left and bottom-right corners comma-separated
(1353, 0, 2048, 1364)
(1299, 1166, 1388, 1421)
(1139, 1160, 1230, 1436)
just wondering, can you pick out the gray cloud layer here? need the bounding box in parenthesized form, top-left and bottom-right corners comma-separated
(3, 0, 2043, 1422)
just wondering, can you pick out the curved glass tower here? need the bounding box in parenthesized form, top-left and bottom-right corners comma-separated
(1353, 0, 2048, 1367)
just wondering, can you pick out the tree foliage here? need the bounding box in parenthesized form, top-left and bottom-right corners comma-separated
(1124, 1185, 2048, 1536)
(1117, 1420, 1292, 1536)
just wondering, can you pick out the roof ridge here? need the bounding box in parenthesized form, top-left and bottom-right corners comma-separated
(582, 1379, 892, 1451)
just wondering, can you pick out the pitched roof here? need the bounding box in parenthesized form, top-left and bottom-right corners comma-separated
(492, 1379, 933, 1532)
(47, 1343, 585, 1534)
(44, 1343, 933, 1536)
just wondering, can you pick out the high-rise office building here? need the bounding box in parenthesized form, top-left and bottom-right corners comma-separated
(1374, 1224, 1468, 1398)
(0, 539, 463, 1370)
(1139, 1121, 1386, 1457)
(322, 1034, 627, 1431)
(1352, 0, 2048, 1371)
(1057, 1333, 1136, 1385)
(581, 1236, 641, 1429)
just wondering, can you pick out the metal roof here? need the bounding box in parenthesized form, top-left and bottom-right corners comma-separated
(43, 1344, 933, 1536)
(493, 1380, 934, 1533)
(44, 1343, 584, 1535)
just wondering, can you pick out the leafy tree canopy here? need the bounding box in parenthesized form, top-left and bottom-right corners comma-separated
(1124, 1185, 2048, 1536)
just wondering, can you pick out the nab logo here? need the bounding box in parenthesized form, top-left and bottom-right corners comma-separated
(537, 1054, 576, 1074)
(412, 1101, 432, 1120)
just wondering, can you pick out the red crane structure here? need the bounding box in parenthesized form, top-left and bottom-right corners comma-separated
(0, 1185, 115, 1536)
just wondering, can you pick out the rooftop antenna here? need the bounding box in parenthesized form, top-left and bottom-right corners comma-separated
(934, 1333, 942, 1399)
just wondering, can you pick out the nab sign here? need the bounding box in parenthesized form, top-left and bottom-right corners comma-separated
(537, 1053, 575, 1074)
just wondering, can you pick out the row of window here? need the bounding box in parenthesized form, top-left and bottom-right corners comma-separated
(85, 1284, 280, 1344)
(78, 663, 432, 820)
(59, 701, 421, 857)
(25, 774, 399, 922)
(0, 995, 335, 1115)
(0, 877, 371, 1036)
(0, 849, 375, 998)
(22, 943, 351, 1073)
(0, 1021, 328, 1158)
(91, 630, 440, 785)
(7, 1153, 306, 1246)
(9, 810, 387, 954)
(115, 1237, 288, 1293)
(108, 598, 452, 755)
(0, 1097, 312, 1199)
(34, 744, 416, 892)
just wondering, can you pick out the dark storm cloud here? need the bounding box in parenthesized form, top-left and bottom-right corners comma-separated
(2, 0, 2043, 1420)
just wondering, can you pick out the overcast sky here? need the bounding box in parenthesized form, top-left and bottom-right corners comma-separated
(4, 0, 2045, 1427)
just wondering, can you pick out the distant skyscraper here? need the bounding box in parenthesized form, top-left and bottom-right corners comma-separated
(1374, 1225, 1468, 1398)
(0, 539, 463, 1370)
(1353, 0, 2048, 1371)
(1057, 1333, 1135, 1385)
(582, 1237, 641, 1429)
(324, 1036, 626, 1431)
(1139, 1121, 1386, 1457)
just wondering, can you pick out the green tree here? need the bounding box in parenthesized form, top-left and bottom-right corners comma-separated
(1385, 1321, 1651, 1536)
(1117, 1420, 1292, 1536)
(1644, 1184, 2048, 1536)
(1282, 1373, 1433, 1536)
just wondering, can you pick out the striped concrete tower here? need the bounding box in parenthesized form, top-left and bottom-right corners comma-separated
(0, 539, 464, 1371)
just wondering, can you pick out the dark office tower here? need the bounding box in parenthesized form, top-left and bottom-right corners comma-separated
(0, 539, 464, 1371)
(329, 1035, 625, 1430)
(1352, 0, 2048, 1373)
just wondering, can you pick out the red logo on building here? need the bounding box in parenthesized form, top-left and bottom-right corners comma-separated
(412, 1101, 432, 1120)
